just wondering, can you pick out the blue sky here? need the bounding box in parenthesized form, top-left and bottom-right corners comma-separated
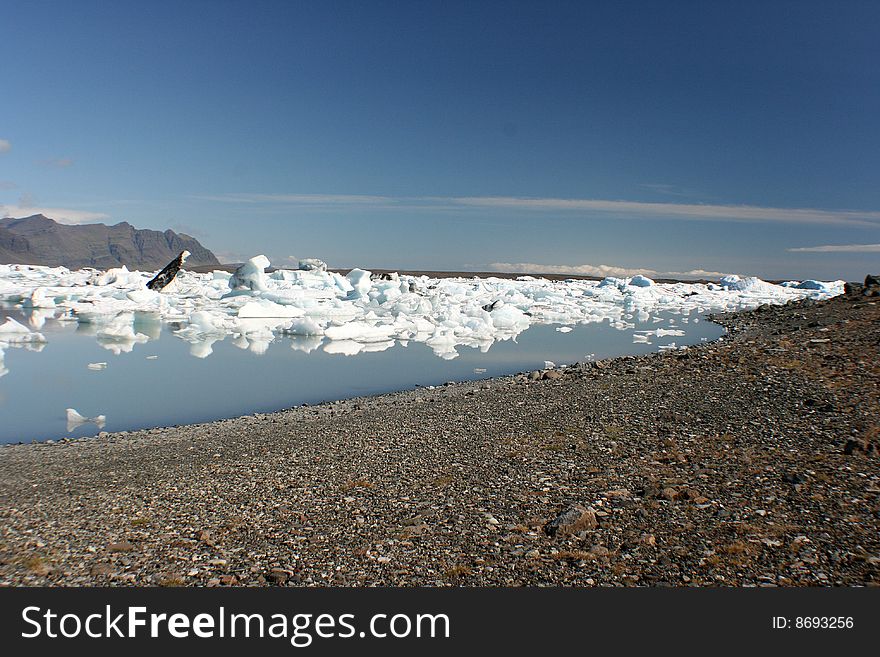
(1, 0, 878, 279)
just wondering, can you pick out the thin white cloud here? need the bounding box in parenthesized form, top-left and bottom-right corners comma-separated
(195, 193, 392, 205)
(40, 157, 74, 168)
(451, 197, 880, 228)
(788, 243, 880, 253)
(1, 205, 109, 225)
(199, 192, 880, 228)
(488, 262, 727, 279)
(0, 139, 10, 153)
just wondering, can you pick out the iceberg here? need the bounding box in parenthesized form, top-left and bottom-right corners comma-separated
(66, 408, 107, 432)
(0, 255, 846, 364)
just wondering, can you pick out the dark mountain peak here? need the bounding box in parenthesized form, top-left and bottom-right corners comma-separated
(0, 215, 219, 270)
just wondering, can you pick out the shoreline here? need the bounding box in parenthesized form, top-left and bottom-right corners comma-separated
(0, 293, 877, 586)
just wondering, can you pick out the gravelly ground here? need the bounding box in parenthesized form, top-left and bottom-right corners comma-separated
(0, 291, 878, 587)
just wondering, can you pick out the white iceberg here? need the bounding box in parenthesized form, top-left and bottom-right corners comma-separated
(66, 408, 107, 432)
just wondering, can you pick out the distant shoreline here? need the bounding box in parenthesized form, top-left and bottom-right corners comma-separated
(190, 263, 759, 285)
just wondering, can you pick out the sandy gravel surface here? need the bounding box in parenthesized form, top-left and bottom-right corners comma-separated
(0, 291, 878, 587)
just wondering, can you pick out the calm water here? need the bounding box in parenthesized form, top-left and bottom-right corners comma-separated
(0, 307, 723, 443)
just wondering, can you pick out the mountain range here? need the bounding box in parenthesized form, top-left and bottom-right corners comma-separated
(0, 214, 219, 270)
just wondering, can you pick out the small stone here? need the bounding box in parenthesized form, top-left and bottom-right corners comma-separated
(107, 541, 135, 553)
(660, 487, 679, 501)
(542, 370, 562, 380)
(528, 370, 542, 381)
(545, 505, 598, 536)
(269, 569, 289, 584)
(219, 574, 237, 585)
(639, 533, 656, 547)
(90, 563, 114, 576)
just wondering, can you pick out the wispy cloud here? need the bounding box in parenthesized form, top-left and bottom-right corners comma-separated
(0, 139, 10, 153)
(40, 157, 74, 168)
(200, 192, 880, 228)
(488, 262, 727, 279)
(0, 204, 108, 224)
(788, 243, 880, 253)
(640, 183, 703, 198)
(451, 197, 880, 228)
(195, 193, 392, 205)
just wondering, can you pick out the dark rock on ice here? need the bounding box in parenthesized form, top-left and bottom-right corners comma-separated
(146, 250, 190, 291)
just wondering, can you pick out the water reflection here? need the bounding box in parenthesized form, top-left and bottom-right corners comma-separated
(0, 306, 724, 443)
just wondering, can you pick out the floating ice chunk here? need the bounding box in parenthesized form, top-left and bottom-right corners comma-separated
(238, 300, 304, 319)
(488, 304, 530, 330)
(346, 268, 373, 298)
(87, 267, 131, 287)
(718, 274, 778, 294)
(183, 311, 226, 335)
(87, 362, 108, 370)
(298, 258, 328, 271)
(0, 318, 47, 344)
(66, 408, 106, 432)
(629, 275, 655, 287)
(126, 288, 161, 305)
(94, 314, 149, 354)
(229, 255, 271, 292)
(324, 321, 395, 342)
(95, 314, 149, 342)
(544, 360, 556, 369)
(556, 326, 573, 333)
(284, 317, 324, 336)
(22, 287, 56, 308)
(655, 328, 685, 337)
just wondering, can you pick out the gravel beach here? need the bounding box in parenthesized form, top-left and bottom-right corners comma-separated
(1, 291, 878, 587)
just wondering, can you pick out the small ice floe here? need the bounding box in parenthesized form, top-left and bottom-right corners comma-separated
(544, 360, 556, 369)
(66, 408, 106, 432)
(556, 326, 573, 333)
(0, 318, 47, 344)
(145, 355, 158, 359)
(87, 362, 108, 370)
(474, 367, 487, 374)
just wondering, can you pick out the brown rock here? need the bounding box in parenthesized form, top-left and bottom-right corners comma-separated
(90, 562, 114, 576)
(107, 541, 135, 553)
(543, 370, 562, 380)
(660, 487, 679, 501)
(544, 505, 598, 536)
